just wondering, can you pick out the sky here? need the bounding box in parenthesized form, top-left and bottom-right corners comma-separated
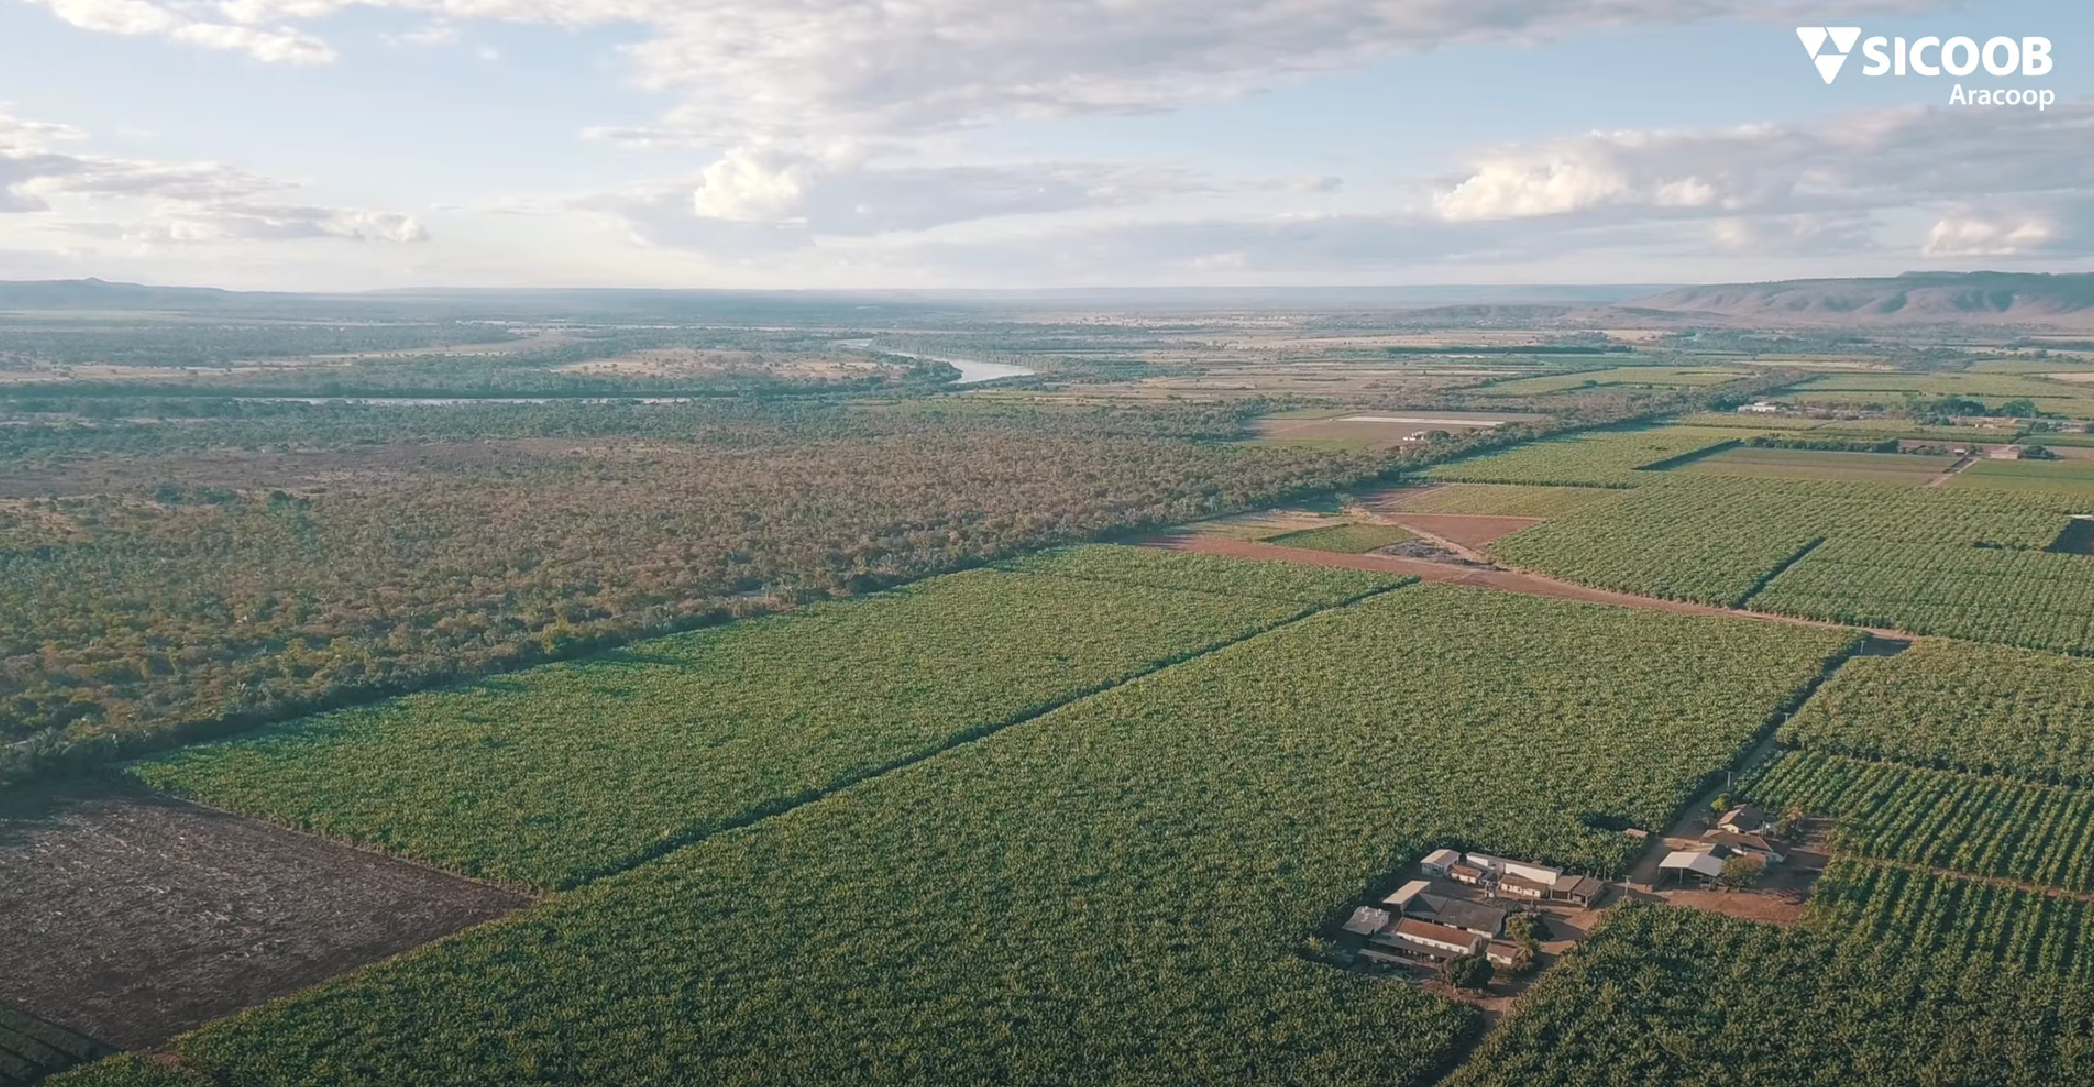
(0, 0, 2090, 290)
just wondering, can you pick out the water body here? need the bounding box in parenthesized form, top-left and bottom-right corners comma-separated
(866, 348, 1037, 384)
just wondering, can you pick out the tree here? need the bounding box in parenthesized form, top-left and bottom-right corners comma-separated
(1442, 951, 1494, 991)
(1719, 853, 1767, 889)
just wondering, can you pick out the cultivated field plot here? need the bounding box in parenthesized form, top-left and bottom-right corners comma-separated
(1447, 898, 2094, 1087)
(0, 782, 523, 1055)
(1375, 483, 1625, 519)
(1746, 752, 2094, 894)
(1425, 425, 1748, 487)
(1473, 366, 1743, 398)
(1667, 445, 1958, 484)
(1950, 458, 2094, 493)
(62, 582, 1854, 1087)
(1791, 372, 2091, 401)
(132, 551, 1395, 890)
(1779, 639, 2094, 786)
(1486, 476, 2087, 632)
(1261, 522, 1415, 553)
(1753, 538, 2094, 654)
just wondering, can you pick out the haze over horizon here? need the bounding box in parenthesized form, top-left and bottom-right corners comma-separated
(3, 0, 2091, 292)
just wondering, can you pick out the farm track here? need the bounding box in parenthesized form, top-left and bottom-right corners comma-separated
(1145, 533, 1912, 641)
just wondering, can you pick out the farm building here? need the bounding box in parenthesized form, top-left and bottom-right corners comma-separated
(1448, 862, 1488, 886)
(1659, 849, 1727, 886)
(1342, 907, 1392, 937)
(1382, 917, 1485, 961)
(1419, 849, 1463, 877)
(1716, 804, 1765, 834)
(1380, 880, 1433, 912)
(1484, 940, 1528, 968)
(1703, 830, 1785, 863)
(1464, 852, 1565, 888)
(1736, 400, 1786, 414)
(1499, 873, 1551, 901)
(1552, 874, 1605, 906)
(1407, 893, 1506, 938)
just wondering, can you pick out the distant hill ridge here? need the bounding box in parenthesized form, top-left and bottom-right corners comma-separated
(1621, 271, 2094, 328)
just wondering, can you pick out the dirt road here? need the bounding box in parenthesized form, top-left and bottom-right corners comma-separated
(1143, 533, 1910, 639)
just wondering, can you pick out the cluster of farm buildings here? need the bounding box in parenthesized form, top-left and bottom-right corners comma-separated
(1658, 804, 1785, 885)
(1338, 851, 1602, 967)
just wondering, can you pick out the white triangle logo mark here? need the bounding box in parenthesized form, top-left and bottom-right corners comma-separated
(1796, 26, 1828, 57)
(1815, 53, 1848, 83)
(1828, 27, 1862, 53)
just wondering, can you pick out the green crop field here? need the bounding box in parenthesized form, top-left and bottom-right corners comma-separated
(131, 548, 1398, 890)
(1449, 888, 2094, 1087)
(1261, 522, 1415, 552)
(1950, 458, 2094, 493)
(1747, 752, 2094, 893)
(1487, 477, 2069, 608)
(1481, 477, 2090, 651)
(1753, 538, 2094, 653)
(1475, 367, 1743, 397)
(1425, 425, 1749, 487)
(1793, 373, 2092, 399)
(1668, 445, 1957, 484)
(1810, 860, 2094, 979)
(60, 583, 1854, 1087)
(1393, 483, 1625, 518)
(1779, 640, 2094, 786)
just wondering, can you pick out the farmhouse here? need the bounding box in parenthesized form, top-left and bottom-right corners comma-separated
(1484, 940, 1528, 968)
(1447, 862, 1489, 886)
(1407, 893, 1507, 938)
(1499, 873, 1552, 901)
(1419, 849, 1464, 877)
(1736, 400, 1787, 414)
(1659, 848, 1728, 886)
(1716, 804, 1765, 834)
(1703, 830, 1785, 863)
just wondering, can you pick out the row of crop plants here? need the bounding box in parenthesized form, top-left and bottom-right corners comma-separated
(1447, 898, 2094, 1087)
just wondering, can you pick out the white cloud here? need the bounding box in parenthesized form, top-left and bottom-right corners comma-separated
(20, 0, 335, 62)
(0, 104, 425, 244)
(1923, 202, 2094, 258)
(16, 0, 1937, 140)
(1428, 102, 2094, 256)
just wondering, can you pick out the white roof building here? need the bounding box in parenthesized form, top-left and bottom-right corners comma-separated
(1660, 850, 1727, 881)
(1342, 907, 1392, 936)
(1421, 848, 1463, 871)
(1381, 880, 1433, 911)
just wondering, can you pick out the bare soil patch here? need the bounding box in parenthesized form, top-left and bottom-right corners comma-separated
(0, 780, 526, 1051)
(1385, 513, 1542, 549)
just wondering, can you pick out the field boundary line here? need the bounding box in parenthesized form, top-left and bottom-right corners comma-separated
(1824, 854, 2094, 905)
(1730, 535, 1827, 609)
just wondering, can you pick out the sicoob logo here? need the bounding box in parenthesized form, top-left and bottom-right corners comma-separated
(1795, 26, 2056, 108)
(1796, 26, 1862, 83)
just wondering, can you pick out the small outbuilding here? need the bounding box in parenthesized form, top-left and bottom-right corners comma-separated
(1659, 849, 1727, 886)
(1380, 880, 1433, 912)
(1420, 849, 1463, 877)
(1342, 906, 1393, 938)
(1551, 874, 1606, 907)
